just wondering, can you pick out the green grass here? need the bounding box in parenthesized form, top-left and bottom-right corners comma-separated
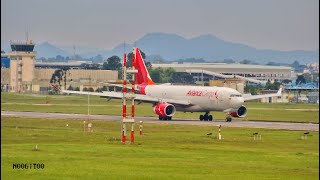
(1, 92, 319, 123)
(1, 117, 319, 179)
(244, 101, 319, 109)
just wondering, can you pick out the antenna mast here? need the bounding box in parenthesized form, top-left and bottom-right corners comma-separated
(73, 45, 76, 59)
(25, 31, 29, 44)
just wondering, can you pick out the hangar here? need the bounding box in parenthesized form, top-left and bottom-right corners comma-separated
(152, 63, 293, 85)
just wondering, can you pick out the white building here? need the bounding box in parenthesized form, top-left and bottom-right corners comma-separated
(153, 63, 293, 84)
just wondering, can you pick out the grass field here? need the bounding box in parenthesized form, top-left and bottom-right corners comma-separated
(1, 92, 319, 123)
(1, 117, 319, 179)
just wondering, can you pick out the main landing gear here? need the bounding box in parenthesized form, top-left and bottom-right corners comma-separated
(226, 113, 232, 122)
(199, 112, 213, 121)
(159, 115, 172, 120)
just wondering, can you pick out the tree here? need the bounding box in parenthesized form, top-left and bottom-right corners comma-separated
(239, 59, 251, 64)
(67, 85, 73, 90)
(303, 73, 312, 83)
(264, 81, 281, 90)
(95, 88, 102, 92)
(145, 61, 152, 70)
(38, 57, 47, 61)
(81, 63, 101, 70)
(101, 86, 109, 91)
(223, 59, 235, 64)
(74, 54, 83, 60)
(282, 79, 292, 84)
(244, 85, 260, 95)
(312, 73, 319, 83)
(56, 55, 65, 61)
(127, 50, 146, 68)
(161, 68, 175, 83)
(170, 72, 194, 84)
(93, 54, 103, 63)
(149, 67, 175, 83)
(266, 61, 279, 66)
(149, 68, 161, 83)
(273, 81, 281, 90)
(88, 87, 94, 92)
(48, 57, 56, 61)
(177, 58, 206, 63)
(103, 56, 122, 70)
(50, 69, 63, 85)
(147, 55, 165, 63)
(296, 74, 306, 84)
(291, 60, 300, 69)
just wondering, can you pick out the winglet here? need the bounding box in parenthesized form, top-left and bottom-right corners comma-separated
(50, 84, 61, 92)
(277, 88, 282, 96)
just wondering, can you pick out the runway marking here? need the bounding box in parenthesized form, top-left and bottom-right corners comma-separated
(1, 111, 318, 132)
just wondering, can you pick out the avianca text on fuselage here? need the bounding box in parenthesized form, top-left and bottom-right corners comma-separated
(186, 89, 218, 99)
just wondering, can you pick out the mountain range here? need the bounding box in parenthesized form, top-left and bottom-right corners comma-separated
(1, 32, 318, 64)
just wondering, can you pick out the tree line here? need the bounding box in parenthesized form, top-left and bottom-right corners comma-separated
(49, 50, 318, 94)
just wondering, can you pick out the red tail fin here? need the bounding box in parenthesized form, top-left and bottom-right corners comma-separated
(133, 48, 155, 85)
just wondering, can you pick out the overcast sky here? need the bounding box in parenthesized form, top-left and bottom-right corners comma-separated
(1, 0, 319, 51)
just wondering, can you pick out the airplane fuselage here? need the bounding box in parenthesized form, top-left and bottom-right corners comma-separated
(142, 85, 244, 112)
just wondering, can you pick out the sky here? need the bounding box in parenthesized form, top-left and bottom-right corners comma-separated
(1, 0, 319, 51)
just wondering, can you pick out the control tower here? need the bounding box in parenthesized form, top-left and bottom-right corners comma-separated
(7, 40, 36, 92)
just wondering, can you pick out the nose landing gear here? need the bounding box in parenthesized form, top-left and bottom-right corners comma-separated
(225, 113, 232, 122)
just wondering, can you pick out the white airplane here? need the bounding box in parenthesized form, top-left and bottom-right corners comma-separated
(51, 48, 282, 121)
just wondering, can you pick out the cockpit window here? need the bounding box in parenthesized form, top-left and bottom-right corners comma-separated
(230, 94, 242, 97)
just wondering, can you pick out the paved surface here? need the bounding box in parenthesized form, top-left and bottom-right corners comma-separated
(1, 111, 318, 132)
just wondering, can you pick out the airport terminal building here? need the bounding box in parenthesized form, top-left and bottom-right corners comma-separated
(152, 63, 293, 85)
(1, 41, 118, 93)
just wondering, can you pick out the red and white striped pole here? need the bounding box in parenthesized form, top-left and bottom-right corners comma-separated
(130, 83, 135, 144)
(139, 121, 143, 136)
(131, 80, 135, 118)
(130, 51, 136, 145)
(122, 53, 127, 144)
(122, 124, 126, 143)
(130, 123, 134, 144)
(218, 125, 221, 140)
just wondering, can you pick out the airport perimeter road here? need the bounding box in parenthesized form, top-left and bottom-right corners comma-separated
(1, 111, 319, 132)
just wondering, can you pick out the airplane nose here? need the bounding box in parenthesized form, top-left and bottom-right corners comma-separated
(239, 97, 244, 106)
(232, 97, 244, 108)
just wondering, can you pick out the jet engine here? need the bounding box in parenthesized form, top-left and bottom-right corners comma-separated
(153, 102, 176, 117)
(230, 105, 247, 118)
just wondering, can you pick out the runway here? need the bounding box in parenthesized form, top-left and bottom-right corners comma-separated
(1, 111, 318, 132)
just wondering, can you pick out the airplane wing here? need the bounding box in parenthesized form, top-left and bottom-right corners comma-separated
(133, 93, 190, 105)
(61, 90, 122, 98)
(59, 89, 191, 106)
(243, 88, 282, 101)
(100, 82, 172, 89)
(51, 83, 190, 105)
(99, 82, 133, 89)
